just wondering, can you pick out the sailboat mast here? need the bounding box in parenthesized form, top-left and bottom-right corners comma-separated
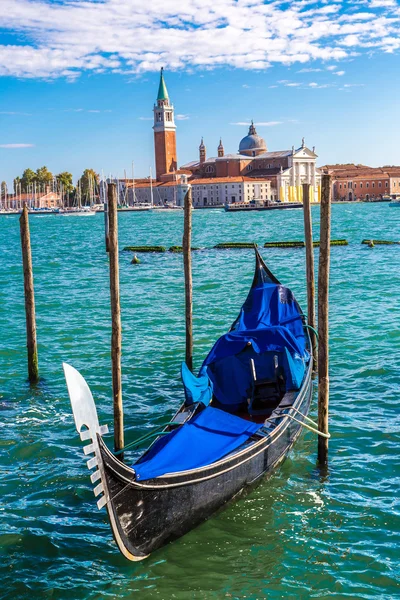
(131, 161, 136, 206)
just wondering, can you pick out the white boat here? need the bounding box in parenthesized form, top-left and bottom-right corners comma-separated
(389, 200, 400, 207)
(61, 207, 96, 216)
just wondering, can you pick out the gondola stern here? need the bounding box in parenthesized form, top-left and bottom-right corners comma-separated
(252, 245, 280, 287)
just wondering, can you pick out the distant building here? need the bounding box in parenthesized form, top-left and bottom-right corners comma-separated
(2, 190, 62, 210)
(111, 70, 321, 207)
(321, 164, 400, 201)
(190, 177, 272, 207)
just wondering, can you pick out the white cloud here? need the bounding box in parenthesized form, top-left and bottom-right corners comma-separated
(139, 116, 153, 120)
(0, 0, 398, 79)
(0, 111, 32, 116)
(298, 67, 323, 72)
(334, 70, 346, 75)
(326, 65, 338, 70)
(242, 84, 250, 88)
(0, 143, 34, 148)
(176, 114, 190, 120)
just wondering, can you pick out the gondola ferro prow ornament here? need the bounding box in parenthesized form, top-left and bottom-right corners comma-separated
(63, 363, 110, 510)
(63, 362, 148, 562)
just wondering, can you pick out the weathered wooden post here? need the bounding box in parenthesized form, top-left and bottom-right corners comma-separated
(108, 183, 124, 455)
(182, 188, 193, 371)
(19, 205, 39, 383)
(104, 187, 110, 253)
(302, 183, 317, 370)
(317, 174, 331, 465)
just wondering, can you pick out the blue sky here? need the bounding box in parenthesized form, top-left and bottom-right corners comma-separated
(0, 0, 399, 188)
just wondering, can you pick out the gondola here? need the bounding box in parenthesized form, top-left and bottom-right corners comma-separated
(63, 247, 316, 561)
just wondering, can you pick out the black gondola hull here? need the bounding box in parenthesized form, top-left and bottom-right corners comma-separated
(99, 363, 313, 559)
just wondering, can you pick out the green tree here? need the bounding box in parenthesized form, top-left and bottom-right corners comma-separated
(13, 176, 21, 194)
(56, 172, 75, 206)
(1, 181, 7, 195)
(21, 168, 36, 192)
(78, 169, 99, 204)
(56, 172, 74, 194)
(36, 166, 53, 187)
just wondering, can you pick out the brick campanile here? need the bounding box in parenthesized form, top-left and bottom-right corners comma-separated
(153, 68, 177, 181)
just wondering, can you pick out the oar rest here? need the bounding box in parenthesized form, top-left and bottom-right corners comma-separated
(248, 356, 286, 416)
(170, 401, 205, 426)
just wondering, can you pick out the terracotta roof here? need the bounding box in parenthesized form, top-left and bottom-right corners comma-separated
(134, 182, 162, 189)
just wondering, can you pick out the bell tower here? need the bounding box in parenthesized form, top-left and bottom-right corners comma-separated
(153, 68, 177, 181)
(199, 138, 206, 164)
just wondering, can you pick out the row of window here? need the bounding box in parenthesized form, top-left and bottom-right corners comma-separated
(194, 183, 269, 190)
(339, 181, 388, 189)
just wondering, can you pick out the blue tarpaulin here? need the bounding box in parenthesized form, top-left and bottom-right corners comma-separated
(181, 362, 213, 406)
(200, 283, 307, 409)
(133, 406, 263, 481)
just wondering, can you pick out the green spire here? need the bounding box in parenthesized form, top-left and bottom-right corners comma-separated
(157, 67, 169, 101)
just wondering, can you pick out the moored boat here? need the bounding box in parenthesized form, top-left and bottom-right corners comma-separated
(225, 200, 303, 212)
(61, 207, 96, 216)
(388, 200, 400, 207)
(64, 248, 317, 561)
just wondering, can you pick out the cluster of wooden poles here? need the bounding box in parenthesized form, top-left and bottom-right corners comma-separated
(19, 174, 331, 466)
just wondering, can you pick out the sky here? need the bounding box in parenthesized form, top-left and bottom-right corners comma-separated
(0, 0, 400, 189)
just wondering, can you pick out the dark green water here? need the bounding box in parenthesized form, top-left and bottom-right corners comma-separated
(1, 205, 399, 599)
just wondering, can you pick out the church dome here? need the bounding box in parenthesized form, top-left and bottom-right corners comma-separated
(239, 121, 267, 155)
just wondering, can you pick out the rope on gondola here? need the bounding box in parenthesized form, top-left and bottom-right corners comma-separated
(304, 324, 319, 344)
(265, 410, 330, 439)
(114, 422, 178, 455)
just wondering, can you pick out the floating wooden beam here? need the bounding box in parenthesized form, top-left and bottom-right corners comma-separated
(263, 240, 348, 248)
(361, 239, 399, 245)
(183, 189, 193, 372)
(302, 183, 318, 370)
(168, 246, 200, 253)
(215, 242, 258, 249)
(123, 246, 166, 253)
(317, 174, 332, 465)
(108, 183, 124, 457)
(19, 205, 39, 383)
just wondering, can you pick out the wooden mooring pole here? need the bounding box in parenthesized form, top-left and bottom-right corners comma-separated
(317, 174, 332, 465)
(104, 191, 110, 253)
(182, 189, 193, 371)
(19, 205, 39, 383)
(302, 183, 317, 370)
(108, 183, 124, 455)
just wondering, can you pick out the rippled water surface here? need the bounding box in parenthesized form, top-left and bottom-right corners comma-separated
(1, 204, 399, 599)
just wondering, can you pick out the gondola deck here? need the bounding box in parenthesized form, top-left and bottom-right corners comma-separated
(63, 248, 313, 561)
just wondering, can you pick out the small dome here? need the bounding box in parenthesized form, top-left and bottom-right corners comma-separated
(238, 121, 267, 155)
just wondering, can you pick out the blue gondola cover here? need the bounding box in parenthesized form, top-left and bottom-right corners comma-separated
(201, 283, 307, 409)
(134, 407, 263, 481)
(181, 362, 213, 406)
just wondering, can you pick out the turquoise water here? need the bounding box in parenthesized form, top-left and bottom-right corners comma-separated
(1, 204, 399, 599)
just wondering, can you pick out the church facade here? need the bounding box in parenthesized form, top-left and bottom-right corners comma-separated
(115, 69, 321, 207)
(182, 123, 321, 203)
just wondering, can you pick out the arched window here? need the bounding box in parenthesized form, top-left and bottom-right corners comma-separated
(205, 165, 214, 174)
